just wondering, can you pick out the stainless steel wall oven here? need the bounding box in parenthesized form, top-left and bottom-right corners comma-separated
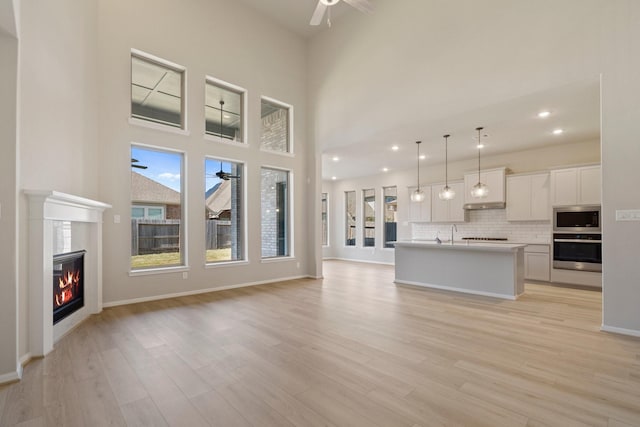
(553, 233, 602, 272)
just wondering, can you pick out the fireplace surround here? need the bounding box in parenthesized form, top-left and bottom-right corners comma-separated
(25, 190, 111, 357)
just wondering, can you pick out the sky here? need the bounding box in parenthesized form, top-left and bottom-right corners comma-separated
(131, 146, 235, 193)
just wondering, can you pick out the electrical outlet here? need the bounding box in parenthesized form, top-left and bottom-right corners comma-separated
(296, 262, 300, 269)
(182, 272, 188, 279)
(114, 214, 121, 224)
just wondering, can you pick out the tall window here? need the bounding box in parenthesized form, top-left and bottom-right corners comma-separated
(261, 97, 291, 153)
(345, 191, 356, 246)
(205, 158, 244, 263)
(383, 186, 397, 248)
(321, 193, 328, 246)
(131, 50, 185, 129)
(205, 78, 245, 142)
(261, 168, 290, 258)
(363, 189, 375, 247)
(130, 145, 184, 269)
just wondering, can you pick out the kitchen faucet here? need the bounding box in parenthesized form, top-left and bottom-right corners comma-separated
(450, 224, 457, 245)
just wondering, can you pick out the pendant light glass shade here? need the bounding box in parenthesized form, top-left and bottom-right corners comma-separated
(411, 188, 425, 202)
(470, 127, 489, 199)
(410, 141, 425, 202)
(438, 134, 455, 200)
(439, 185, 456, 200)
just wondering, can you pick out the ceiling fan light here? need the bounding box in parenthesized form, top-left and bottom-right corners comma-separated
(439, 186, 456, 200)
(319, 0, 340, 5)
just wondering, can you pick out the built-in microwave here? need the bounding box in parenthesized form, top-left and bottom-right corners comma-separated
(553, 205, 601, 233)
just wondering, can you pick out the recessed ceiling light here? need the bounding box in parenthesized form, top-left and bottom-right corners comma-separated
(223, 114, 231, 119)
(477, 144, 485, 149)
(553, 129, 564, 135)
(419, 154, 426, 160)
(331, 176, 337, 180)
(332, 156, 339, 162)
(391, 145, 399, 151)
(382, 167, 389, 172)
(538, 111, 551, 118)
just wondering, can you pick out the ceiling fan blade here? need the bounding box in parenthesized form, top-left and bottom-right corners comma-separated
(310, 1, 328, 25)
(343, 0, 374, 14)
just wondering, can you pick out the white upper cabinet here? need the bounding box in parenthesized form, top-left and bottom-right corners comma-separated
(464, 167, 506, 206)
(550, 165, 601, 206)
(578, 166, 601, 205)
(506, 172, 550, 221)
(431, 181, 467, 223)
(408, 186, 432, 222)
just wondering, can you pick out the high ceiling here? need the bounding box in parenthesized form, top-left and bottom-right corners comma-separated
(237, 0, 357, 38)
(322, 79, 600, 180)
(237, 0, 601, 180)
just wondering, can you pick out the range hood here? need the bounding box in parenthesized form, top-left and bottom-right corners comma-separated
(463, 201, 506, 210)
(463, 167, 507, 210)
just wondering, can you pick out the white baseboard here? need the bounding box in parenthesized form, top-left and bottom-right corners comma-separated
(102, 275, 309, 308)
(395, 279, 519, 301)
(600, 324, 640, 338)
(0, 365, 21, 385)
(19, 352, 32, 367)
(324, 257, 394, 266)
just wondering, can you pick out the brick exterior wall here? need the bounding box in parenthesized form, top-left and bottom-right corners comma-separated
(261, 168, 287, 257)
(260, 109, 288, 152)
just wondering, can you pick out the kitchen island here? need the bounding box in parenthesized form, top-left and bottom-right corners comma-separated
(394, 240, 526, 299)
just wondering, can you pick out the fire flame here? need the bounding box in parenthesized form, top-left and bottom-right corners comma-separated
(55, 269, 80, 307)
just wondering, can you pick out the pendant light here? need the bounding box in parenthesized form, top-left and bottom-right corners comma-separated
(410, 141, 425, 202)
(438, 134, 455, 200)
(470, 126, 489, 198)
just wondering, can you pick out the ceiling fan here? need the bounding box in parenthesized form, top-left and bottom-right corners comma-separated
(215, 161, 240, 181)
(131, 158, 147, 169)
(310, 0, 374, 27)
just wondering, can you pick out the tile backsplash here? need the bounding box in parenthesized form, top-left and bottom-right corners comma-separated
(411, 209, 551, 244)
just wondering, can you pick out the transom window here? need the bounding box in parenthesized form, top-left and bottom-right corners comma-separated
(261, 97, 291, 153)
(131, 51, 186, 129)
(205, 78, 245, 142)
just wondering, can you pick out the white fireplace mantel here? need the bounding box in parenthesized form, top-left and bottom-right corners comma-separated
(25, 190, 111, 357)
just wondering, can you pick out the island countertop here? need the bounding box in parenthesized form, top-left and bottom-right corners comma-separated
(394, 240, 527, 252)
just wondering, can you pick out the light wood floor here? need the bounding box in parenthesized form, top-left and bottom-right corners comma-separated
(2, 260, 640, 427)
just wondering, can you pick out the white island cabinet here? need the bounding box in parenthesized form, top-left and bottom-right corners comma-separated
(394, 241, 525, 300)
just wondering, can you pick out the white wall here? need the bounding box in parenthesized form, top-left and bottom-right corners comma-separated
(310, 0, 640, 334)
(97, 0, 309, 304)
(0, 30, 19, 380)
(16, 0, 100, 363)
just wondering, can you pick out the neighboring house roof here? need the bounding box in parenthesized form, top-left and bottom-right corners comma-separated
(206, 179, 231, 217)
(131, 172, 180, 205)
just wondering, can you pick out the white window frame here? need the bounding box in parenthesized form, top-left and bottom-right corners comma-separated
(129, 142, 189, 275)
(345, 190, 356, 247)
(204, 76, 248, 147)
(382, 186, 398, 250)
(322, 192, 329, 247)
(129, 49, 188, 133)
(204, 155, 248, 267)
(259, 96, 294, 157)
(260, 165, 295, 261)
(362, 188, 375, 248)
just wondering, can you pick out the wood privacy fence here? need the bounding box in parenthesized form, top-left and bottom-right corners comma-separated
(131, 219, 231, 255)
